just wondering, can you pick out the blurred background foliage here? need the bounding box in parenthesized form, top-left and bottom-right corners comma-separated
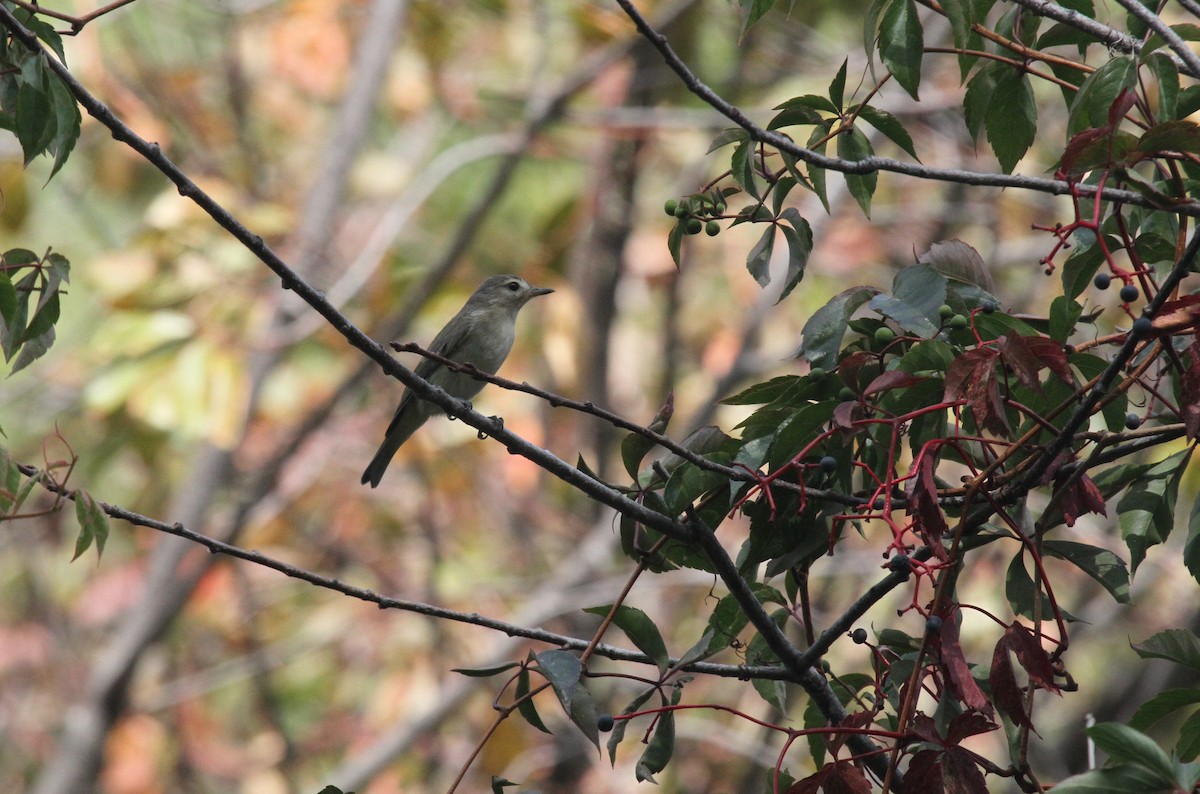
(2, 0, 1198, 792)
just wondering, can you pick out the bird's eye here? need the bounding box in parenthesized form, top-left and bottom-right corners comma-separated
(506, 281, 520, 292)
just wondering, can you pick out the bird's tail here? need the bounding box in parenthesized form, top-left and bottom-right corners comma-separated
(361, 403, 429, 487)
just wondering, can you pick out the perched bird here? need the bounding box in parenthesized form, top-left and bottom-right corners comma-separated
(361, 274, 553, 487)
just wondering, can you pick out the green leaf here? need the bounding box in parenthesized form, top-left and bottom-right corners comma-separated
(1087, 723, 1177, 784)
(451, 661, 521, 677)
(963, 61, 996, 140)
(1042, 540, 1130, 604)
(534, 650, 599, 748)
(1131, 688, 1200, 732)
(869, 265, 947, 337)
(1132, 629, 1200, 673)
(515, 664, 552, 734)
(1117, 449, 1190, 573)
(1145, 52, 1180, 121)
(878, 0, 923, 99)
(621, 431, 657, 481)
(584, 604, 670, 675)
(708, 127, 749, 153)
(72, 489, 109, 562)
(987, 66, 1037, 173)
(721, 375, 806, 406)
(854, 104, 919, 159)
(828, 59, 848, 109)
(635, 693, 677, 782)
(740, 0, 776, 35)
(1186, 489, 1200, 587)
(777, 208, 812, 302)
(801, 286, 881, 369)
(10, 326, 54, 375)
(1047, 765, 1182, 793)
(606, 686, 657, 765)
(837, 126, 876, 216)
(45, 73, 80, 178)
(917, 239, 994, 292)
(0, 272, 16, 326)
(806, 126, 831, 213)
(663, 455, 729, 515)
(731, 138, 759, 199)
(746, 224, 775, 287)
(1068, 56, 1137, 136)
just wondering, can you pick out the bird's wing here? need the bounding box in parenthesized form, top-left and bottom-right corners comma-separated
(386, 311, 475, 428)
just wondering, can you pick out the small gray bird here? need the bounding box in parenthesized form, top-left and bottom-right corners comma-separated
(361, 274, 553, 487)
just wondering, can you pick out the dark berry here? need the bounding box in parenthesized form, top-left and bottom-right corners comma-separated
(1120, 283, 1140, 303)
(981, 300, 998, 314)
(1125, 413, 1142, 430)
(819, 455, 837, 473)
(851, 628, 868, 644)
(597, 714, 615, 732)
(888, 554, 911, 579)
(925, 615, 943, 635)
(1094, 273, 1111, 290)
(1131, 316, 1153, 337)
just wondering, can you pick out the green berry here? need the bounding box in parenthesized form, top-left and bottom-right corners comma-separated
(949, 314, 969, 330)
(685, 218, 703, 235)
(938, 304, 954, 319)
(1120, 283, 1140, 303)
(673, 204, 689, 218)
(1094, 273, 1111, 290)
(705, 220, 721, 237)
(664, 199, 678, 216)
(874, 326, 896, 345)
(1125, 413, 1142, 430)
(837, 386, 857, 402)
(808, 367, 826, 379)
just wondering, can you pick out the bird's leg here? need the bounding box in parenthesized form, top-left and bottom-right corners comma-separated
(478, 415, 503, 440)
(447, 400, 474, 422)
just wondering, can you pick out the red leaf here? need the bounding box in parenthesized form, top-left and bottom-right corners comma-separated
(942, 747, 990, 794)
(1006, 623, 1061, 694)
(1056, 472, 1107, 527)
(997, 334, 1044, 393)
(901, 750, 945, 794)
(945, 712, 999, 746)
(1181, 335, 1200, 441)
(1015, 334, 1074, 385)
(940, 614, 993, 715)
(910, 453, 949, 557)
(824, 761, 872, 794)
(947, 347, 1009, 435)
(910, 713, 943, 745)
(989, 634, 1034, 730)
(865, 370, 926, 397)
(833, 399, 858, 430)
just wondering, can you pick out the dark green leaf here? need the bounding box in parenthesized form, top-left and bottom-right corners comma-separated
(777, 207, 812, 302)
(879, 0, 923, 99)
(1068, 56, 1137, 136)
(1117, 449, 1190, 573)
(801, 286, 881, 369)
(606, 686, 658, 765)
(451, 661, 521, 677)
(1132, 629, 1200, 673)
(1145, 52, 1180, 121)
(584, 604, 670, 675)
(1087, 723, 1177, 784)
(72, 489, 109, 561)
(634, 707, 675, 783)
(854, 104, 919, 159)
(987, 67, 1037, 173)
(708, 127, 749, 153)
(516, 665, 553, 733)
(838, 126, 876, 216)
(746, 224, 775, 287)
(829, 59, 848, 108)
(918, 239, 994, 292)
(1042, 540, 1130, 604)
(1130, 688, 1200, 732)
(731, 138, 759, 199)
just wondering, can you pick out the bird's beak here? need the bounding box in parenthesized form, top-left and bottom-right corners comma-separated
(531, 286, 554, 297)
